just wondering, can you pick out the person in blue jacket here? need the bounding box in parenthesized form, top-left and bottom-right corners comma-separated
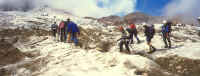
(67, 18, 80, 45)
(162, 21, 172, 48)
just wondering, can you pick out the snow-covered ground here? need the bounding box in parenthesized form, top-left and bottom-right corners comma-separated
(0, 7, 200, 76)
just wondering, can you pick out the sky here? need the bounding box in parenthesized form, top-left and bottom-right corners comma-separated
(135, 0, 172, 16)
(43, 0, 137, 18)
(45, 0, 198, 18)
(0, 0, 199, 18)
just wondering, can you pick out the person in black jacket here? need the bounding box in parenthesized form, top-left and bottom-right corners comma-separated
(51, 22, 58, 38)
(144, 24, 156, 53)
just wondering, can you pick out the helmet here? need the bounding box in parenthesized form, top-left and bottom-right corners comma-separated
(67, 18, 70, 21)
(142, 22, 146, 26)
(162, 20, 167, 24)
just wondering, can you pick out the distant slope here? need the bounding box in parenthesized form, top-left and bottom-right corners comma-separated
(98, 15, 124, 25)
(98, 12, 164, 26)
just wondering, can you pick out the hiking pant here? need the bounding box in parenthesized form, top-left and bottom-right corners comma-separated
(67, 32, 71, 42)
(146, 36, 156, 53)
(60, 29, 66, 42)
(52, 29, 57, 37)
(71, 32, 78, 45)
(146, 36, 153, 43)
(119, 40, 130, 53)
(130, 29, 140, 43)
(129, 32, 134, 44)
(162, 33, 171, 48)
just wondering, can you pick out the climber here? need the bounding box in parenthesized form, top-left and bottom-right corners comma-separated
(67, 18, 80, 45)
(51, 22, 58, 38)
(127, 22, 141, 44)
(58, 20, 66, 42)
(161, 20, 172, 48)
(143, 23, 156, 53)
(64, 18, 71, 42)
(118, 26, 131, 54)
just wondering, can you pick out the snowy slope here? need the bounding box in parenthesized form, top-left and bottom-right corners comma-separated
(0, 7, 200, 76)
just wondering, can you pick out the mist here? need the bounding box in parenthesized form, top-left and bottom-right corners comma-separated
(0, 0, 137, 18)
(0, 0, 37, 12)
(42, 0, 137, 18)
(163, 0, 200, 25)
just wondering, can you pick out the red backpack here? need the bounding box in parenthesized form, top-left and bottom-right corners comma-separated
(129, 24, 136, 29)
(59, 22, 65, 29)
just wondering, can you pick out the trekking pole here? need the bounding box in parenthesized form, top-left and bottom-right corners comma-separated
(57, 31, 60, 41)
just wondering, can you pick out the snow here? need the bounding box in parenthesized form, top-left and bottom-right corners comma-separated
(1, 7, 200, 76)
(198, 17, 200, 19)
(196, 27, 200, 30)
(153, 43, 200, 59)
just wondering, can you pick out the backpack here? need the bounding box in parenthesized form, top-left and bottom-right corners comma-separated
(145, 26, 154, 37)
(129, 24, 136, 29)
(51, 24, 57, 30)
(167, 23, 172, 32)
(148, 26, 155, 36)
(162, 24, 170, 33)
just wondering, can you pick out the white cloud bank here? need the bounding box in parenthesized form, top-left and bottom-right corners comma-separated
(0, 0, 36, 11)
(163, 0, 200, 24)
(0, 0, 137, 18)
(43, 0, 137, 18)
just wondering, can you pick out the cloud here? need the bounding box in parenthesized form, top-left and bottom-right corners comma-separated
(0, 0, 137, 18)
(164, 0, 200, 17)
(0, 0, 35, 11)
(43, 0, 137, 18)
(163, 0, 200, 24)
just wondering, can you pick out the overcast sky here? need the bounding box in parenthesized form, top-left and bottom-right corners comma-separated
(0, 0, 200, 18)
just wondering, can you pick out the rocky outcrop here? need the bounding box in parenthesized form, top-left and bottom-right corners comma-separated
(0, 41, 25, 66)
(98, 15, 124, 25)
(124, 12, 150, 24)
(155, 55, 200, 76)
(98, 12, 164, 26)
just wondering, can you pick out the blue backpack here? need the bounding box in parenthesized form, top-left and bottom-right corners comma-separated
(162, 25, 169, 33)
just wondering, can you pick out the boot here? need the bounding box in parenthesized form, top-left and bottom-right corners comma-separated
(148, 46, 156, 54)
(152, 46, 156, 52)
(168, 46, 171, 48)
(168, 43, 171, 48)
(164, 45, 168, 48)
(137, 40, 141, 44)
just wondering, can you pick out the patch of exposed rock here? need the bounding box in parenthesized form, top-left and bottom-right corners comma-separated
(155, 55, 200, 76)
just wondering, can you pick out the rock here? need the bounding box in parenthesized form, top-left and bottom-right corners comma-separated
(169, 64, 173, 67)
(134, 69, 145, 75)
(98, 15, 124, 25)
(16, 68, 31, 76)
(176, 66, 182, 70)
(89, 44, 97, 49)
(124, 60, 137, 69)
(0, 40, 25, 66)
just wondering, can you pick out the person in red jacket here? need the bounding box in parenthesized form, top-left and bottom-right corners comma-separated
(58, 20, 66, 42)
(127, 23, 141, 44)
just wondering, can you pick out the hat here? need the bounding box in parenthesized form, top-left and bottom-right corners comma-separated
(162, 20, 167, 24)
